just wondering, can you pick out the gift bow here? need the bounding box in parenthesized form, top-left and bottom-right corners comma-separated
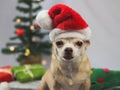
(14, 65, 44, 79)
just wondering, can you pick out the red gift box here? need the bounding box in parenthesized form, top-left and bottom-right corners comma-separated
(0, 66, 13, 82)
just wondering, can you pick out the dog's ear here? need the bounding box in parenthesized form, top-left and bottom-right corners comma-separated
(84, 40, 90, 47)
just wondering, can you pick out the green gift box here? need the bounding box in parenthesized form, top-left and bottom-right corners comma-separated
(12, 64, 46, 83)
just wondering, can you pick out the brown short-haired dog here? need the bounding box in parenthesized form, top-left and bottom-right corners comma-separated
(37, 38, 91, 90)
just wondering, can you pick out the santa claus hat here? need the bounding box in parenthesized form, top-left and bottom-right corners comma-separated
(36, 4, 91, 41)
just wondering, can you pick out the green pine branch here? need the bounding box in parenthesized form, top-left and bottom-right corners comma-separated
(34, 32, 49, 38)
(14, 16, 32, 23)
(16, 6, 41, 13)
(18, 0, 44, 4)
(16, 6, 31, 13)
(33, 6, 42, 12)
(2, 47, 24, 54)
(10, 36, 19, 40)
(2, 48, 16, 54)
(38, 41, 51, 48)
(14, 24, 30, 30)
(32, 0, 44, 3)
(18, 0, 32, 5)
(18, 36, 28, 44)
(6, 42, 21, 46)
(14, 15, 36, 23)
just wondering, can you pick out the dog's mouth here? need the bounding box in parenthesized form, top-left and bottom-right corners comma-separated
(63, 55, 73, 60)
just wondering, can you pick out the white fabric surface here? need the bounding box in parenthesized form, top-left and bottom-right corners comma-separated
(9, 81, 40, 90)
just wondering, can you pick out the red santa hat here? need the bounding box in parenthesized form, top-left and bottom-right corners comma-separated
(36, 4, 91, 41)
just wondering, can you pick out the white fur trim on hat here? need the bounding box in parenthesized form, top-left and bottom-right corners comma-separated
(35, 10, 52, 30)
(49, 27, 91, 41)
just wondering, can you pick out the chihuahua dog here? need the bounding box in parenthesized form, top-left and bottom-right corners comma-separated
(37, 38, 91, 90)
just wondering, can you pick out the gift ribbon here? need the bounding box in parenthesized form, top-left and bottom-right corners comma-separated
(24, 65, 34, 79)
(14, 65, 43, 79)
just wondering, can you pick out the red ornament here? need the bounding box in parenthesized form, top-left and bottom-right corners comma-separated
(97, 78, 104, 83)
(16, 28, 24, 36)
(34, 23, 40, 29)
(104, 68, 109, 73)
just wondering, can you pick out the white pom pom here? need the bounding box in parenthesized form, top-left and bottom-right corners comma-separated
(36, 10, 52, 30)
(0, 82, 10, 90)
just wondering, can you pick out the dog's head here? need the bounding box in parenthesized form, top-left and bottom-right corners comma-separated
(52, 38, 90, 62)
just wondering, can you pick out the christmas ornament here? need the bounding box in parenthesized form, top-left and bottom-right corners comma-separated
(30, 25, 35, 31)
(104, 68, 109, 73)
(16, 28, 24, 36)
(97, 78, 104, 83)
(16, 18, 21, 23)
(34, 23, 40, 29)
(24, 48, 30, 56)
(9, 46, 15, 51)
(32, 37, 36, 42)
(36, 4, 91, 41)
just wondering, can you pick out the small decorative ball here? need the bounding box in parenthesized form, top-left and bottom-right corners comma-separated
(24, 48, 30, 56)
(16, 28, 24, 36)
(97, 78, 104, 83)
(104, 68, 109, 73)
(32, 37, 36, 42)
(34, 23, 40, 29)
(30, 25, 35, 31)
(16, 18, 21, 23)
(9, 46, 15, 51)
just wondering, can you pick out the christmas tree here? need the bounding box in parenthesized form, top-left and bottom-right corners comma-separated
(2, 0, 51, 64)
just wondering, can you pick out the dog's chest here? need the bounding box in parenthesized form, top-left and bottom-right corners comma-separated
(61, 62, 78, 77)
(56, 66, 86, 90)
(60, 84, 81, 90)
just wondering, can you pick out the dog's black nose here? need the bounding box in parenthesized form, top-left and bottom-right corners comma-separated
(64, 47, 73, 60)
(65, 47, 73, 53)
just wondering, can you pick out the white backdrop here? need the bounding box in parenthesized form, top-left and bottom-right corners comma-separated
(0, 0, 120, 70)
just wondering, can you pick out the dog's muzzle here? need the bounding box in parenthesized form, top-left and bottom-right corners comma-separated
(63, 47, 73, 60)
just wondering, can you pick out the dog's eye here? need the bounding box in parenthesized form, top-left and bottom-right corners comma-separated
(56, 41, 64, 47)
(76, 41, 83, 47)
